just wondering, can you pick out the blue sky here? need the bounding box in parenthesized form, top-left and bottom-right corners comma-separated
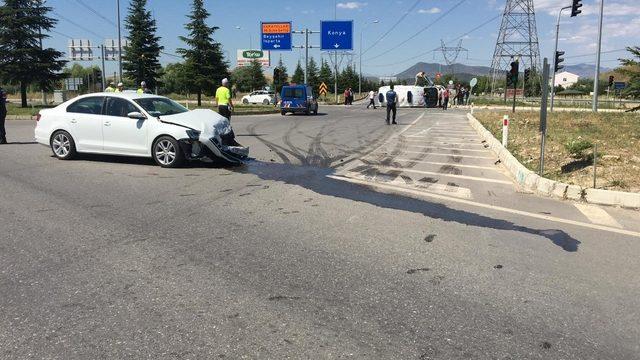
(43, 0, 638, 77)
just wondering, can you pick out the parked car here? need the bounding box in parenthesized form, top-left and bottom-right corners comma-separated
(34, 93, 248, 168)
(241, 90, 275, 105)
(280, 85, 318, 115)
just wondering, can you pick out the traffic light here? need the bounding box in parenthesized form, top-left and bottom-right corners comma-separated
(509, 61, 519, 88)
(571, 0, 583, 17)
(608, 75, 615, 87)
(524, 68, 531, 85)
(555, 51, 565, 73)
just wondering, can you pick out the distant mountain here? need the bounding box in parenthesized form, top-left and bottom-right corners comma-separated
(564, 63, 612, 79)
(393, 62, 613, 82)
(394, 62, 492, 83)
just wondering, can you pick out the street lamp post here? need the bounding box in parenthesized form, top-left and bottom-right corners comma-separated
(592, 0, 605, 112)
(359, 20, 379, 95)
(117, 0, 123, 82)
(235, 26, 252, 49)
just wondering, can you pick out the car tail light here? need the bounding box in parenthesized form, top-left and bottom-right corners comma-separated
(36, 113, 41, 122)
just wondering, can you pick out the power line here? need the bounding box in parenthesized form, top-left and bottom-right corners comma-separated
(360, 0, 422, 56)
(50, 29, 75, 39)
(365, 12, 500, 69)
(74, 0, 116, 27)
(52, 11, 105, 39)
(565, 48, 627, 59)
(160, 51, 182, 59)
(365, 0, 468, 62)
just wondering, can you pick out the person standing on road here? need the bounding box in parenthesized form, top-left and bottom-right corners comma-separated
(0, 87, 7, 144)
(442, 88, 449, 111)
(367, 90, 377, 109)
(215, 78, 233, 122)
(385, 85, 398, 125)
(343, 88, 349, 106)
(105, 82, 115, 92)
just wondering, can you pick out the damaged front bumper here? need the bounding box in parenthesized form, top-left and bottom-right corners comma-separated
(178, 134, 249, 165)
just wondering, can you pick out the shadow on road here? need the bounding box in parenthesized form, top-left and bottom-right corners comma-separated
(239, 160, 581, 252)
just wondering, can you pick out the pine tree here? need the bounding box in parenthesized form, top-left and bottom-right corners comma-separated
(619, 46, 640, 111)
(319, 59, 333, 89)
(339, 65, 358, 92)
(122, 0, 163, 90)
(247, 59, 266, 91)
(272, 58, 288, 94)
(0, 0, 66, 107)
(291, 61, 304, 84)
(307, 57, 320, 91)
(177, 0, 228, 106)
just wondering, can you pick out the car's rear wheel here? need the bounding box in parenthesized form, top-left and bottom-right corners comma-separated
(152, 136, 184, 168)
(313, 105, 318, 115)
(281, 110, 286, 116)
(242, 98, 249, 104)
(50, 130, 77, 160)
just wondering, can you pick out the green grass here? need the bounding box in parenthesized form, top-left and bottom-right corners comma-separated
(6, 103, 55, 117)
(474, 110, 640, 191)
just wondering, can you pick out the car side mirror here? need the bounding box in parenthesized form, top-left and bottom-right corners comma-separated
(127, 111, 146, 120)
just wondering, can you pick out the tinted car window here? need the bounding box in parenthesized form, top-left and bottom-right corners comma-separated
(67, 97, 105, 115)
(282, 88, 304, 99)
(105, 98, 139, 117)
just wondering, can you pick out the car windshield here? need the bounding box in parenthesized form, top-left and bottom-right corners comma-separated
(282, 88, 304, 99)
(133, 97, 188, 117)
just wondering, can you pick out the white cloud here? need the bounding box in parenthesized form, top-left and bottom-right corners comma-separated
(337, 2, 367, 9)
(418, 7, 441, 14)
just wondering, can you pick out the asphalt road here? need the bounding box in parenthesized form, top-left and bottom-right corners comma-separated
(1, 106, 639, 359)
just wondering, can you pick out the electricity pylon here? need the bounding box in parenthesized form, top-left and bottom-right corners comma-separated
(490, 0, 541, 94)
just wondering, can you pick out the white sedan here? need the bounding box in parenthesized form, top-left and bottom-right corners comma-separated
(35, 92, 248, 168)
(241, 90, 275, 105)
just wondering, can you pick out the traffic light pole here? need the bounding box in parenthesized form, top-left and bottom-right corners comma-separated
(550, 6, 571, 112)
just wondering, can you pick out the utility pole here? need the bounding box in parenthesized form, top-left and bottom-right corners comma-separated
(100, 45, 106, 90)
(359, 20, 379, 95)
(292, 29, 318, 84)
(117, 0, 123, 82)
(592, 0, 604, 112)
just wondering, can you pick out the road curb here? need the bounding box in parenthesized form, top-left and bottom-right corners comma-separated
(466, 112, 640, 209)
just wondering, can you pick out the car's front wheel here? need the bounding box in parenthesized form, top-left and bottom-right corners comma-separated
(152, 136, 185, 168)
(262, 99, 270, 105)
(50, 130, 77, 160)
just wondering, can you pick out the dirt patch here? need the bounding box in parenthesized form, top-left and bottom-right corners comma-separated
(474, 110, 640, 192)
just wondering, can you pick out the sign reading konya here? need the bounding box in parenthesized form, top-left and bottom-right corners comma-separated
(236, 49, 271, 68)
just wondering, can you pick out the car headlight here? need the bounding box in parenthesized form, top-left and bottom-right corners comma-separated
(186, 129, 201, 140)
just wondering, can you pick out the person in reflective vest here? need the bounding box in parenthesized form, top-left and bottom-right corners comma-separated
(137, 81, 152, 94)
(115, 82, 124, 93)
(105, 82, 115, 92)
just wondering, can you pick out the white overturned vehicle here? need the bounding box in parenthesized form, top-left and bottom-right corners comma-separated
(35, 93, 248, 167)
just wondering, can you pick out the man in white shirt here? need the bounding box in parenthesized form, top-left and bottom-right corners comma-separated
(366, 90, 377, 109)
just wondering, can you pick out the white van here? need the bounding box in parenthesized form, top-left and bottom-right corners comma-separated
(376, 85, 425, 107)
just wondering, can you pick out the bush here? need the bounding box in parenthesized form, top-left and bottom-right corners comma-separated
(565, 139, 593, 159)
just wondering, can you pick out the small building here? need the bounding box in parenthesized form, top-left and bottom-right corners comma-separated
(554, 71, 579, 88)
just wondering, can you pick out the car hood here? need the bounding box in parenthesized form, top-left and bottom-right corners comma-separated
(158, 109, 231, 136)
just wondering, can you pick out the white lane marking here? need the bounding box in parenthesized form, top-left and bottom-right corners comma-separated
(373, 150, 494, 159)
(327, 175, 640, 238)
(385, 145, 490, 153)
(345, 172, 472, 199)
(364, 165, 513, 185)
(333, 111, 427, 169)
(392, 158, 501, 171)
(403, 140, 484, 147)
(574, 204, 623, 229)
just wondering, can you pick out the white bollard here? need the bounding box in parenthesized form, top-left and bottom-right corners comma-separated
(502, 115, 509, 147)
(470, 102, 474, 114)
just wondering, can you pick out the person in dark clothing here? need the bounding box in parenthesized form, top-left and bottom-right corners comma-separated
(385, 85, 398, 125)
(0, 87, 7, 144)
(442, 88, 449, 111)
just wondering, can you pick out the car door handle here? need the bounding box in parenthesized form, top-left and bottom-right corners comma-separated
(70, 119, 77, 124)
(104, 121, 111, 127)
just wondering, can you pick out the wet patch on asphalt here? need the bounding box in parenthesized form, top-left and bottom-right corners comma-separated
(424, 234, 437, 243)
(407, 268, 430, 274)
